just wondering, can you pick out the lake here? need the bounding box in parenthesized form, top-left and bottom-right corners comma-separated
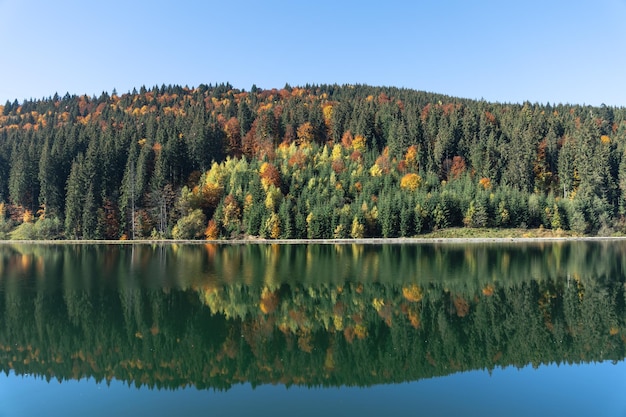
(0, 241, 625, 416)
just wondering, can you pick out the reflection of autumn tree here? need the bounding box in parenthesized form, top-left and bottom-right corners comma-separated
(1, 243, 626, 390)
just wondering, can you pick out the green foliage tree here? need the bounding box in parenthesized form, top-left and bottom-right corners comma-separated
(172, 209, 207, 239)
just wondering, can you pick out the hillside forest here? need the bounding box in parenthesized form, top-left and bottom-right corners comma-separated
(1, 83, 626, 240)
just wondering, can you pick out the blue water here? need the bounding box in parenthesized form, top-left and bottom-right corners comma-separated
(2, 360, 625, 417)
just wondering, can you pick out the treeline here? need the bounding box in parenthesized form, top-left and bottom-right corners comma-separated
(1, 243, 625, 389)
(1, 83, 626, 239)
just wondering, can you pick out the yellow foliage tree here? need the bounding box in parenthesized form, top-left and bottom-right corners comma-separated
(369, 163, 383, 177)
(23, 210, 34, 223)
(333, 224, 344, 238)
(322, 104, 333, 127)
(352, 135, 366, 152)
(400, 173, 422, 191)
(264, 185, 282, 211)
(331, 144, 343, 161)
(264, 213, 281, 239)
(350, 216, 365, 238)
(204, 161, 227, 186)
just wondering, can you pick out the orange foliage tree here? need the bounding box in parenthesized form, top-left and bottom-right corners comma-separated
(404, 145, 419, 172)
(297, 122, 314, 144)
(260, 162, 281, 191)
(449, 156, 466, 179)
(224, 117, 241, 155)
(341, 131, 353, 149)
(205, 219, 219, 240)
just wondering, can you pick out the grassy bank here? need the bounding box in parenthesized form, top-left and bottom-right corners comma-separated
(418, 227, 585, 239)
(2, 227, 625, 245)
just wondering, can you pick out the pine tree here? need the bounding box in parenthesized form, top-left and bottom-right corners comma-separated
(38, 138, 64, 217)
(237, 100, 254, 138)
(119, 142, 139, 239)
(9, 140, 38, 210)
(278, 197, 293, 239)
(82, 184, 99, 239)
(64, 155, 85, 238)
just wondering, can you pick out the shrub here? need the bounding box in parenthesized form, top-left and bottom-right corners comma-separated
(172, 209, 207, 240)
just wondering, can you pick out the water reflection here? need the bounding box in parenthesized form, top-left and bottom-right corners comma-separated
(0, 242, 625, 390)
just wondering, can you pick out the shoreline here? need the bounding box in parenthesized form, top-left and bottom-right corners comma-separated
(2, 236, 626, 245)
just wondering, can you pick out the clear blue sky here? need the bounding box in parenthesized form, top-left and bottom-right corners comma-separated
(1, 0, 625, 106)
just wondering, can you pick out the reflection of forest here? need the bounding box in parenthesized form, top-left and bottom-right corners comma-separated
(0, 242, 625, 390)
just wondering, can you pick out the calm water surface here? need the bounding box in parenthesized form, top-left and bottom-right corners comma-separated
(1, 242, 626, 416)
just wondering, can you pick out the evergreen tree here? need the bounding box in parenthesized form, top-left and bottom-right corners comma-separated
(2, 100, 11, 115)
(387, 117, 409, 160)
(81, 184, 99, 239)
(237, 100, 254, 138)
(119, 142, 140, 239)
(278, 197, 294, 239)
(64, 155, 85, 238)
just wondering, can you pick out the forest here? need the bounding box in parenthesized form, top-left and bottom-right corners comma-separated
(1, 242, 625, 389)
(1, 83, 626, 240)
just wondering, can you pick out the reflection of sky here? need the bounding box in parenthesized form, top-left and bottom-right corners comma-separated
(1, 361, 625, 417)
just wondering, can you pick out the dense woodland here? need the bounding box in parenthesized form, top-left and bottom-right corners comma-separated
(1, 243, 625, 389)
(1, 83, 626, 239)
